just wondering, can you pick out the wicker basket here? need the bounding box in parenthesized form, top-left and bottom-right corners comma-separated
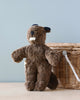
(47, 43, 80, 89)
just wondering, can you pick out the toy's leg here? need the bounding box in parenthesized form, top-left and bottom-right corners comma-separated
(25, 62, 37, 91)
(47, 72, 58, 90)
(34, 65, 51, 91)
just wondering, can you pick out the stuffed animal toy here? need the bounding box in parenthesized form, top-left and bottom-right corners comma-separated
(11, 24, 60, 91)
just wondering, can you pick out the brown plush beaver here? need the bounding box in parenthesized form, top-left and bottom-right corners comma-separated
(11, 24, 60, 91)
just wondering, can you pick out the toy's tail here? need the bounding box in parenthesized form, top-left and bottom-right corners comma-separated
(47, 72, 58, 90)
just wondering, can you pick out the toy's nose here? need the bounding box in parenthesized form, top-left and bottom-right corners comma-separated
(31, 31, 34, 36)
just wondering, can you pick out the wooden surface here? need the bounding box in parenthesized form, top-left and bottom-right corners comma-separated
(0, 83, 80, 100)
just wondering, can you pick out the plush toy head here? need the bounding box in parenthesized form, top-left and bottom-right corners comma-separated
(27, 24, 51, 44)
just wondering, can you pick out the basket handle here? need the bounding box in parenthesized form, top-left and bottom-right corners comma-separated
(62, 50, 80, 82)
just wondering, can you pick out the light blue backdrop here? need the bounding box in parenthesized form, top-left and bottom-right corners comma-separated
(0, 0, 80, 82)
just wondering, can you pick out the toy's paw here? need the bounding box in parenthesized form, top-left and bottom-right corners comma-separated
(11, 51, 23, 63)
(45, 50, 61, 66)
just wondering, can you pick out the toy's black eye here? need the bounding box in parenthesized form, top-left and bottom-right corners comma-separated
(44, 27, 51, 32)
(31, 31, 34, 35)
(32, 24, 38, 26)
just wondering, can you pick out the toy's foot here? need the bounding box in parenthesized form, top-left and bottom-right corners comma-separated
(34, 81, 47, 91)
(25, 81, 35, 91)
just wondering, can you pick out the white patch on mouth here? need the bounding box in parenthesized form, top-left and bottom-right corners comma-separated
(29, 37, 36, 41)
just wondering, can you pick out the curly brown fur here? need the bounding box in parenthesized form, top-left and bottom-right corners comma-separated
(11, 24, 60, 91)
(45, 49, 61, 66)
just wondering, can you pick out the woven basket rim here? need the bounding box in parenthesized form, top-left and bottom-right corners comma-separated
(46, 43, 80, 48)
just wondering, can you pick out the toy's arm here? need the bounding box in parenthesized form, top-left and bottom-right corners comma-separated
(11, 46, 27, 63)
(45, 48, 61, 66)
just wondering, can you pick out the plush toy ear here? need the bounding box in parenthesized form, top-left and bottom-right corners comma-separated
(44, 27, 51, 33)
(32, 24, 38, 26)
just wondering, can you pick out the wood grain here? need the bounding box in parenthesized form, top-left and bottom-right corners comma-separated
(0, 83, 80, 100)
